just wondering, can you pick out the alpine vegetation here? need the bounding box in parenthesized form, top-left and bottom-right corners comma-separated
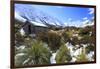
(14, 3, 95, 67)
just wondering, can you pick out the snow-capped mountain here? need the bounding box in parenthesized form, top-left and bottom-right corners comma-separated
(15, 4, 63, 28)
(82, 20, 94, 28)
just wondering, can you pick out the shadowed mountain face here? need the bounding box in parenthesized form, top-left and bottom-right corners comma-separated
(15, 4, 63, 28)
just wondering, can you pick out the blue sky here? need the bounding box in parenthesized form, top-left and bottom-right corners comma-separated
(15, 4, 94, 27)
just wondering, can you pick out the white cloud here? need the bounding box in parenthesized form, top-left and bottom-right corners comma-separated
(82, 17, 89, 25)
(68, 18, 72, 21)
(88, 8, 94, 15)
(82, 19, 89, 24)
(83, 17, 88, 20)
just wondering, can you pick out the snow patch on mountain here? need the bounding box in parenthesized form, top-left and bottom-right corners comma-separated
(15, 4, 63, 27)
(15, 11, 26, 22)
(82, 20, 94, 27)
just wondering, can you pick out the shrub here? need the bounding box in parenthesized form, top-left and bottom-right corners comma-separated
(55, 43, 72, 63)
(85, 45, 95, 54)
(80, 35, 95, 45)
(79, 26, 91, 36)
(61, 31, 71, 43)
(15, 40, 52, 66)
(70, 36, 80, 46)
(47, 30, 62, 52)
(36, 32, 48, 43)
(76, 48, 88, 62)
(15, 31, 25, 47)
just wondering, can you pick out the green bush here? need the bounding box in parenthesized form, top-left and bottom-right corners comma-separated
(70, 36, 81, 46)
(61, 31, 71, 43)
(15, 30, 25, 47)
(47, 30, 62, 52)
(15, 40, 52, 66)
(36, 32, 48, 43)
(80, 35, 95, 45)
(37, 30, 62, 52)
(79, 26, 91, 36)
(76, 48, 88, 62)
(85, 45, 95, 54)
(55, 43, 72, 63)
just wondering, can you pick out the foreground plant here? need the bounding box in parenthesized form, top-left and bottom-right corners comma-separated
(75, 47, 89, 62)
(55, 42, 72, 63)
(15, 40, 52, 66)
